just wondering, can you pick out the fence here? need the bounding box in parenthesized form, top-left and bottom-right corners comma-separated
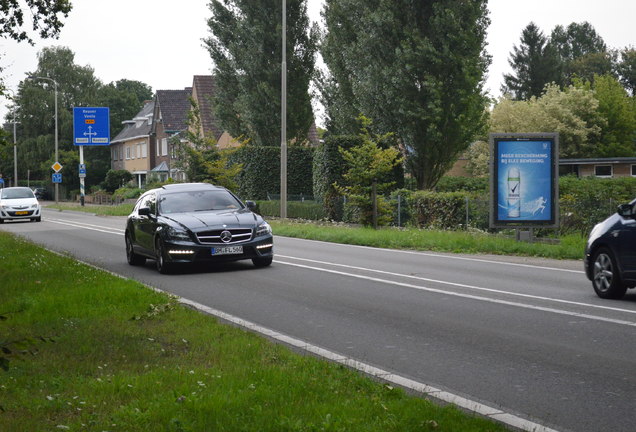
(257, 193, 624, 237)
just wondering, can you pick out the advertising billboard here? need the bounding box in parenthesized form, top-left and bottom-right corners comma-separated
(489, 133, 559, 228)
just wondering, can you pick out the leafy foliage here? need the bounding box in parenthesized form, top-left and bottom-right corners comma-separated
(589, 75, 636, 157)
(550, 22, 611, 85)
(101, 169, 133, 193)
(502, 23, 562, 100)
(205, 0, 318, 146)
(173, 99, 242, 190)
(3, 47, 153, 196)
(409, 191, 470, 230)
(312, 134, 362, 220)
(334, 119, 402, 226)
(321, 0, 490, 189)
(489, 85, 606, 158)
(229, 145, 314, 200)
(0, 0, 72, 45)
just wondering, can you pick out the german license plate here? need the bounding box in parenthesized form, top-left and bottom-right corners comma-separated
(211, 245, 243, 255)
(15, 211, 28, 215)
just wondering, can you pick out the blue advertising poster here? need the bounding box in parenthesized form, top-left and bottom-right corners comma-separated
(491, 134, 558, 227)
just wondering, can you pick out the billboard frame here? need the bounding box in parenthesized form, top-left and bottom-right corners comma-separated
(489, 133, 559, 229)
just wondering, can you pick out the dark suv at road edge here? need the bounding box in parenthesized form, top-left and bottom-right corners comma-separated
(125, 183, 274, 274)
(584, 198, 636, 299)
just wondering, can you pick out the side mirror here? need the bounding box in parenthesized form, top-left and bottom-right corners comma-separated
(617, 203, 634, 218)
(138, 206, 152, 217)
(245, 200, 256, 211)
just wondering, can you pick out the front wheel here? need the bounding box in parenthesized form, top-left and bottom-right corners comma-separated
(592, 247, 627, 299)
(252, 256, 273, 268)
(155, 238, 173, 274)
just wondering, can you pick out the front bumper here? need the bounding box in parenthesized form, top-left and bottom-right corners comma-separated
(162, 235, 274, 264)
(0, 207, 41, 221)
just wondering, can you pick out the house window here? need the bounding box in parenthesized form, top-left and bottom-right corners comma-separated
(141, 143, 147, 158)
(632, 165, 636, 176)
(594, 165, 612, 177)
(161, 138, 168, 156)
(126, 146, 131, 160)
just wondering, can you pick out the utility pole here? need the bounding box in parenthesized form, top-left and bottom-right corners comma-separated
(28, 76, 59, 204)
(280, 0, 287, 219)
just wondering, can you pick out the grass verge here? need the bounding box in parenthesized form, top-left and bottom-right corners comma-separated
(48, 203, 585, 261)
(0, 232, 506, 431)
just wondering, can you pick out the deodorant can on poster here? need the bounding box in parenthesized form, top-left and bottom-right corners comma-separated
(507, 167, 520, 217)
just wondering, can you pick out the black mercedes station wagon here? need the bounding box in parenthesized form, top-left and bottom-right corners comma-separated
(125, 183, 274, 274)
(584, 197, 636, 299)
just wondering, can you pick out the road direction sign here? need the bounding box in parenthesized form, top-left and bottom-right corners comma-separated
(73, 107, 110, 146)
(51, 161, 63, 172)
(52, 173, 62, 183)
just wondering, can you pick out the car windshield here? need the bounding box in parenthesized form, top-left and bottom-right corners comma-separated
(1, 188, 35, 199)
(158, 190, 242, 214)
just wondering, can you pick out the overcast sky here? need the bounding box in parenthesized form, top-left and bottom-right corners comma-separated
(1, 0, 635, 124)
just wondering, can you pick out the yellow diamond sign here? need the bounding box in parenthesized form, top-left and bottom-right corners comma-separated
(51, 162, 63, 172)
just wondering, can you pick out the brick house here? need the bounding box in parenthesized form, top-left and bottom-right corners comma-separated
(110, 100, 155, 188)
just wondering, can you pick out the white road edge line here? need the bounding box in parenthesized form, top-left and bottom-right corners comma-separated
(281, 236, 584, 274)
(178, 297, 561, 432)
(277, 255, 636, 316)
(275, 260, 636, 328)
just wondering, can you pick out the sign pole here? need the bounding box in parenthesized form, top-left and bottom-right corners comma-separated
(79, 145, 85, 206)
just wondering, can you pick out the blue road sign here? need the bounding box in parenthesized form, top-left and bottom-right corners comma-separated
(73, 107, 110, 146)
(52, 173, 62, 183)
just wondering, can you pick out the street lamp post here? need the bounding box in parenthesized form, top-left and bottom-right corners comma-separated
(4, 89, 19, 186)
(28, 76, 58, 204)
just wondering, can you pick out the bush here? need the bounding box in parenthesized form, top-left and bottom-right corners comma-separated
(313, 135, 363, 220)
(410, 191, 469, 230)
(113, 187, 143, 201)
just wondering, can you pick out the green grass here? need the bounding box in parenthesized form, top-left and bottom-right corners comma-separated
(47, 203, 586, 260)
(0, 232, 506, 431)
(269, 220, 586, 260)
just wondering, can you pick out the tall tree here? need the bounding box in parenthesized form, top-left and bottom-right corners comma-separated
(204, 0, 318, 146)
(590, 74, 636, 157)
(0, 0, 72, 45)
(97, 79, 153, 137)
(322, 0, 490, 189)
(13, 46, 103, 190)
(550, 22, 612, 84)
(502, 22, 562, 100)
(617, 47, 636, 95)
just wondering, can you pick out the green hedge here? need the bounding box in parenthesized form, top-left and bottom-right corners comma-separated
(255, 200, 326, 220)
(312, 135, 363, 220)
(229, 145, 314, 200)
(410, 191, 470, 230)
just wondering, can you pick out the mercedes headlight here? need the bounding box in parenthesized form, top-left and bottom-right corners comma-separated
(165, 226, 191, 241)
(256, 221, 272, 237)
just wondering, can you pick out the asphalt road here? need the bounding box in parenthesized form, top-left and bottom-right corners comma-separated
(3, 208, 636, 432)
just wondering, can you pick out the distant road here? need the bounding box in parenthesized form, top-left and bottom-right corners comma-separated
(3, 208, 636, 432)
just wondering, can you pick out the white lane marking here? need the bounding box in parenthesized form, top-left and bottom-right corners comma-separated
(279, 236, 584, 274)
(46, 218, 125, 235)
(277, 255, 636, 316)
(275, 260, 636, 328)
(178, 297, 560, 432)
